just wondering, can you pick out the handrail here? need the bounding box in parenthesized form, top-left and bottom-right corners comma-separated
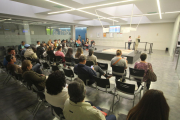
(125, 42, 152, 52)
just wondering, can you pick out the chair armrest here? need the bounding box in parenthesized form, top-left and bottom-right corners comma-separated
(134, 85, 142, 94)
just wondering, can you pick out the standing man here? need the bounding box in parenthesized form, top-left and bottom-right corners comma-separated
(78, 35, 81, 41)
(18, 41, 25, 53)
(128, 36, 132, 50)
(36, 41, 40, 48)
(135, 35, 140, 52)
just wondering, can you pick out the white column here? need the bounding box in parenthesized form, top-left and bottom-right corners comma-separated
(23, 21, 31, 44)
(71, 25, 76, 41)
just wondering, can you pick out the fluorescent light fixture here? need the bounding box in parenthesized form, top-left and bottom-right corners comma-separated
(48, 9, 75, 14)
(157, 0, 162, 19)
(45, 0, 73, 9)
(79, 0, 134, 10)
(165, 11, 180, 14)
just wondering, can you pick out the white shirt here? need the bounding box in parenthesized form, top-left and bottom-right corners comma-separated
(36, 44, 40, 48)
(63, 99, 106, 120)
(44, 87, 69, 109)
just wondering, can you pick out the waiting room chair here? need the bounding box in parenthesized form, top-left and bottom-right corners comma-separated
(56, 56, 63, 65)
(51, 105, 65, 120)
(112, 65, 126, 80)
(51, 65, 59, 72)
(129, 68, 145, 83)
(112, 81, 142, 111)
(63, 68, 74, 81)
(97, 62, 108, 74)
(42, 62, 51, 75)
(74, 58, 79, 65)
(93, 76, 115, 93)
(78, 74, 90, 86)
(86, 61, 94, 67)
(65, 57, 73, 66)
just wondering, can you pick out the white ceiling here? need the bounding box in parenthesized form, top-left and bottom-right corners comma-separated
(0, 0, 179, 26)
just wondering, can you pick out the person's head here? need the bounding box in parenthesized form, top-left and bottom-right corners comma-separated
(66, 48, 73, 57)
(21, 41, 25, 46)
(40, 43, 44, 47)
(37, 41, 40, 45)
(46, 70, 66, 95)
(82, 40, 84, 42)
(32, 47, 37, 53)
(89, 49, 94, 56)
(127, 89, 169, 120)
(79, 55, 86, 64)
(48, 46, 53, 51)
(140, 53, 147, 61)
(48, 40, 51, 45)
(22, 60, 32, 72)
(86, 38, 89, 41)
(79, 35, 80, 36)
(58, 39, 60, 41)
(7, 48, 15, 55)
(75, 47, 83, 58)
(116, 49, 122, 56)
(68, 78, 86, 104)
(138, 35, 141, 38)
(6, 55, 16, 63)
(129, 36, 131, 38)
(57, 46, 62, 51)
(24, 44, 30, 49)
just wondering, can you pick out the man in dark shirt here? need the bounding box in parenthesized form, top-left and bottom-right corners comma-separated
(3, 48, 16, 67)
(74, 55, 110, 85)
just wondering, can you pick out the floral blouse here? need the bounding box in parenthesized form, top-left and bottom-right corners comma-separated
(134, 62, 153, 82)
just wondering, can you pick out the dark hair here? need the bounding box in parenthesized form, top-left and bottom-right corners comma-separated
(7, 48, 15, 53)
(129, 36, 131, 38)
(79, 55, 86, 63)
(127, 89, 169, 120)
(46, 71, 66, 95)
(40, 43, 44, 47)
(57, 46, 62, 50)
(32, 47, 37, 53)
(21, 41, 25, 43)
(6, 55, 14, 62)
(89, 49, 93, 56)
(68, 78, 86, 104)
(37, 41, 40, 43)
(140, 53, 147, 61)
(66, 48, 73, 57)
(75, 47, 83, 58)
(116, 49, 122, 56)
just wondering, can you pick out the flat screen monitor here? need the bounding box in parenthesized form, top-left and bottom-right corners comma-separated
(109, 26, 120, 33)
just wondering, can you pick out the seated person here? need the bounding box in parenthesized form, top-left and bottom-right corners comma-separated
(62, 43, 68, 55)
(65, 48, 74, 66)
(54, 40, 58, 49)
(75, 47, 83, 59)
(134, 53, 153, 90)
(85, 38, 91, 50)
(127, 89, 169, 120)
(110, 50, 127, 81)
(37, 43, 46, 58)
(36, 41, 40, 48)
(18, 41, 25, 53)
(91, 40, 95, 47)
(6, 55, 22, 74)
(74, 55, 110, 85)
(55, 46, 65, 62)
(63, 78, 116, 120)
(87, 49, 97, 65)
(24, 45, 38, 59)
(3, 48, 16, 67)
(76, 39, 81, 47)
(21, 44, 30, 56)
(47, 46, 56, 61)
(22, 60, 45, 91)
(45, 70, 69, 109)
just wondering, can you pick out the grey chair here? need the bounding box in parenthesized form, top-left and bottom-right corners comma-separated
(63, 68, 74, 81)
(97, 62, 108, 74)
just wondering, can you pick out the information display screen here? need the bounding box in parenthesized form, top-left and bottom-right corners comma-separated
(109, 26, 121, 33)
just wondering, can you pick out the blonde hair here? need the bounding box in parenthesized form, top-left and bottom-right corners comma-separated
(22, 60, 31, 72)
(116, 50, 122, 56)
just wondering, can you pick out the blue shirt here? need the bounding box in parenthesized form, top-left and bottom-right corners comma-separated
(74, 64, 97, 85)
(3, 57, 8, 67)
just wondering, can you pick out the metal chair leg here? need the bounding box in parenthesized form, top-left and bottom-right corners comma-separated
(33, 101, 43, 118)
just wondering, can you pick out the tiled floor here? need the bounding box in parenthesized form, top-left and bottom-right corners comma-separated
(0, 46, 179, 120)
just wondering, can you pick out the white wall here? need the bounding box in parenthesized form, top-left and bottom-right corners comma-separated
(87, 23, 174, 50)
(29, 25, 46, 35)
(169, 14, 180, 56)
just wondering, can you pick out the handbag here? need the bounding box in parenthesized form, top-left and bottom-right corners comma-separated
(146, 63, 157, 82)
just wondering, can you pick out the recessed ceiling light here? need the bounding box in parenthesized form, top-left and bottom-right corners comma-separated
(156, 0, 162, 19)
